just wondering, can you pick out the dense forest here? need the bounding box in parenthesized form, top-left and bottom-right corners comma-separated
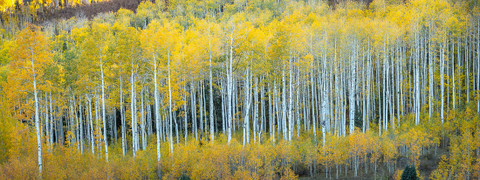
(0, 0, 480, 179)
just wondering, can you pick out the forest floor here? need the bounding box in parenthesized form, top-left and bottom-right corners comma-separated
(298, 145, 448, 180)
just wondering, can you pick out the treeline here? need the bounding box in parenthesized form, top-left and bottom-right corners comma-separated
(1, 0, 107, 12)
(1, 0, 480, 179)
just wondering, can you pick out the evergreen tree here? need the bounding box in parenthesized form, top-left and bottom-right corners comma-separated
(401, 165, 419, 180)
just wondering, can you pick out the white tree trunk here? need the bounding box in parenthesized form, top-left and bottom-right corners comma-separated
(452, 38, 456, 109)
(476, 19, 480, 113)
(191, 82, 197, 140)
(49, 92, 54, 146)
(88, 96, 95, 154)
(440, 42, 445, 124)
(227, 30, 234, 144)
(253, 77, 258, 143)
(32, 56, 43, 173)
(243, 68, 251, 146)
(120, 78, 126, 156)
(45, 92, 50, 147)
(140, 86, 147, 150)
(209, 40, 215, 142)
(153, 53, 162, 177)
(199, 82, 204, 139)
(79, 99, 84, 154)
(288, 57, 294, 141)
(282, 68, 287, 141)
(184, 85, 188, 144)
(167, 52, 173, 154)
(349, 44, 356, 134)
(100, 60, 108, 162)
(269, 83, 275, 143)
(131, 70, 137, 157)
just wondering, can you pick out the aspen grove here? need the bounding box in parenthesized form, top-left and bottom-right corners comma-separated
(1, 0, 480, 179)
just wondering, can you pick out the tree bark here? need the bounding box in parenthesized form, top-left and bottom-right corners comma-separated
(32, 54, 43, 173)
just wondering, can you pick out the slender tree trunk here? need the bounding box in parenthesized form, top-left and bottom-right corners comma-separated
(32, 56, 43, 173)
(252, 77, 257, 143)
(269, 82, 275, 143)
(69, 98, 74, 145)
(184, 85, 188, 144)
(227, 30, 234, 144)
(366, 42, 371, 131)
(243, 68, 251, 146)
(477, 20, 480, 113)
(88, 96, 95, 154)
(45, 92, 50, 147)
(293, 68, 299, 138)
(100, 60, 108, 162)
(141, 84, 147, 150)
(167, 52, 174, 154)
(209, 41, 215, 143)
(415, 34, 419, 124)
(153, 53, 162, 177)
(428, 26, 434, 120)
(311, 70, 316, 139)
(349, 41, 356, 134)
(282, 68, 287, 141)
(260, 78, 266, 143)
(440, 42, 445, 124)
(452, 37, 456, 109)
(131, 69, 137, 157)
(147, 93, 153, 136)
(288, 56, 294, 141)
(199, 82, 204, 139)
(477, 19, 480, 113)
(221, 79, 226, 135)
(120, 78, 126, 156)
(49, 92, 54, 146)
(79, 99, 84, 154)
(191, 81, 197, 140)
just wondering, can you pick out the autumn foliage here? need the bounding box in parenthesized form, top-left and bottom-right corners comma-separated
(1, 0, 480, 179)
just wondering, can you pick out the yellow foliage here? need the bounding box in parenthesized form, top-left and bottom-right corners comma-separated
(280, 167, 298, 180)
(1, 0, 480, 179)
(393, 169, 403, 180)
